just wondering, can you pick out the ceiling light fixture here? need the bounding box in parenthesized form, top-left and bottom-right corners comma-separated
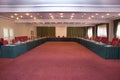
(71, 15, 74, 18)
(20, 16, 23, 18)
(88, 17, 91, 20)
(49, 13, 52, 15)
(10, 16, 14, 18)
(95, 13, 99, 15)
(101, 16, 104, 18)
(16, 17, 19, 20)
(14, 13, 18, 16)
(34, 17, 36, 20)
(84, 13, 86, 15)
(26, 13, 30, 16)
(60, 15, 63, 18)
(91, 16, 94, 18)
(37, 13, 39, 15)
(60, 13, 63, 15)
(118, 13, 120, 16)
(72, 13, 75, 15)
(30, 15, 33, 18)
(106, 13, 110, 15)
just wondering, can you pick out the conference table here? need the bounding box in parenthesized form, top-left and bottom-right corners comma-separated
(1, 38, 47, 58)
(76, 38, 120, 59)
(0, 37, 120, 59)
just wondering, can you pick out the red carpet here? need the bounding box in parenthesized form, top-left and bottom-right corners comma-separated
(0, 42, 120, 80)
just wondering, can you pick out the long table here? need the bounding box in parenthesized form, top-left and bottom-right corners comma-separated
(0, 37, 120, 59)
(75, 38, 120, 59)
(0, 38, 47, 58)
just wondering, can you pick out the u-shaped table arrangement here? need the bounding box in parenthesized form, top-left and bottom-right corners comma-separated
(0, 37, 120, 59)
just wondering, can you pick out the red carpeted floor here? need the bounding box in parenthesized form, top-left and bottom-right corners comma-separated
(0, 42, 120, 80)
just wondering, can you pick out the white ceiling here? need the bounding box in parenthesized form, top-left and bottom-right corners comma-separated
(0, 0, 120, 26)
(0, 0, 120, 5)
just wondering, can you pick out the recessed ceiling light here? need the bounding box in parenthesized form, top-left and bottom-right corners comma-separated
(81, 16, 83, 18)
(50, 15, 53, 17)
(84, 13, 86, 15)
(91, 16, 94, 18)
(72, 13, 75, 15)
(26, 13, 30, 16)
(101, 16, 104, 18)
(60, 13, 63, 15)
(34, 17, 36, 20)
(16, 17, 19, 20)
(49, 13, 52, 15)
(118, 13, 120, 16)
(88, 17, 91, 20)
(106, 13, 110, 15)
(10, 15, 14, 18)
(20, 16, 23, 18)
(51, 16, 54, 19)
(52, 17, 54, 19)
(60, 15, 63, 18)
(95, 13, 99, 15)
(30, 15, 33, 18)
(37, 13, 39, 15)
(14, 13, 18, 16)
(71, 15, 74, 18)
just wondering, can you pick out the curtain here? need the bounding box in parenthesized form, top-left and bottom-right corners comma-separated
(116, 22, 120, 38)
(97, 24, 108, 37)
(106, 23, 109, 38)
(87, 27, 93, 38)
(67, 27, 86, 37)
(92, 27, 94, 37)
(3, 28, 9, 40)
(113, 19, 120, 38)
(37, 27, 55, 37)
(95, 25, 98, 37)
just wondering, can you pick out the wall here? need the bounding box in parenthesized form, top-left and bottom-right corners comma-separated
(56, 26, 67, 37)
(0, 17, 14, 38)
(14, 23, 36, 37)
(0, 16, 116, 42)
(0, 17, 36, 43)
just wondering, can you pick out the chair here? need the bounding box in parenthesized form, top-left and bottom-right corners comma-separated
(0, 38, 4, 43)
(101, 37, 108, 44)
(12, 39, 16, 44)
(3, 40, 8, 45)
(111, 38, 119, 46)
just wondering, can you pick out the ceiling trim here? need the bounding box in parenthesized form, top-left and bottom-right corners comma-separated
(33, 24, 94, 27)
(0, 4, 120, 12)
(1, 4, 120, 7)
(14, 19, 109, 24)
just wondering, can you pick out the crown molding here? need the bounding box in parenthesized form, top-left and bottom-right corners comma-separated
(0, 4, 120, 12)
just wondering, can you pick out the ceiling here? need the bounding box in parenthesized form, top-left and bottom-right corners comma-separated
(0, 0, 120, 26)
(0, 0, 120, 5)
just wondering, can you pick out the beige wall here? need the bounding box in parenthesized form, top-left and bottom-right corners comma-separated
(14, 23, 36, 37)
(0, 18, 14, 38)
(56, 26, 67, 37)
(0, 17, 36, 43)
(0, 17, 115, 42)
